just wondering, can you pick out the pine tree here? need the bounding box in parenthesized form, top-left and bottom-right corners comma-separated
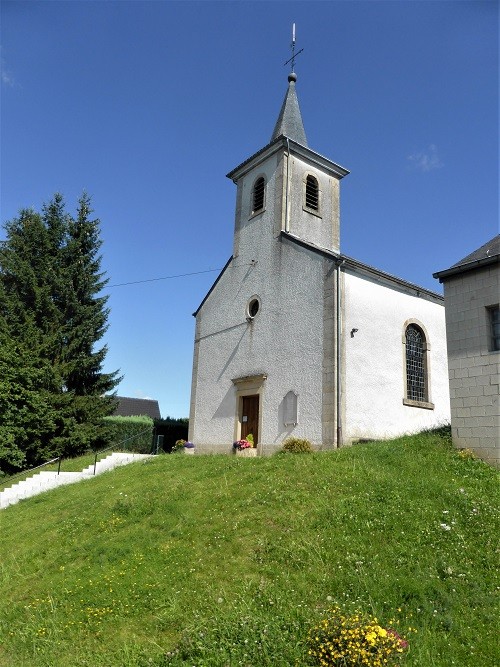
(0, 194, 120, 471)
(0, 211, 61, 471)
(56, 193, 120, 454)
(0, 330, 58, 472)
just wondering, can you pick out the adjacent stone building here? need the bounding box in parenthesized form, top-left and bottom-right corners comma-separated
(434, 235, 500, 465)
(189, 72, 450, 454)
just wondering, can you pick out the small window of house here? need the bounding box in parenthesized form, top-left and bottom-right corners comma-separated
(488, 305, 500, 351)
(403, 323, 433, 409)
(252, 177, 265, 215)
(305, 175, 319, 211)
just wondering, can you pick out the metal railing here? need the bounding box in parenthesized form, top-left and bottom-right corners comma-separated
(91, 427, 153, 475)
(1, 456, 61, 488)
(1, 427, 154, 488)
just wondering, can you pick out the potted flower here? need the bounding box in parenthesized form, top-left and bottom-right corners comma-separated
(172, 439, 186, 453)
(233, 434, 257, 457)
(183, 441, 195, 455)
(172, 440, 195, 454)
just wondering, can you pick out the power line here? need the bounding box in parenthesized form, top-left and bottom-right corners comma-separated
(107, 262, 255, 288)
(108, 268, 222, 288)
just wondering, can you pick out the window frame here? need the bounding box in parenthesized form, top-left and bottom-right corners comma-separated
(402, 320, 434, 410)
(250, 175, 266, 217)
(246, 295, 261, 321)
(302, 172, 322, 218)
(487, 304, 500, 352)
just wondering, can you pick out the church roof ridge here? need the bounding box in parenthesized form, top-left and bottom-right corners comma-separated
(341, 253, 443, 301)
(281, 231, 444, 302)
(270, 72, 308, 146)
(192, 256, 233, 317)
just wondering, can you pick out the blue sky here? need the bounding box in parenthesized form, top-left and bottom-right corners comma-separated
(1, 1, 498, 418)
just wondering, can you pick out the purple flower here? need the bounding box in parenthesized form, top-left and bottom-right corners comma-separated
(233, 439, 251, 450)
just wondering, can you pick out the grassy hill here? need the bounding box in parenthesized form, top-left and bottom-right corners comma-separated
(0, 430, 498, 667)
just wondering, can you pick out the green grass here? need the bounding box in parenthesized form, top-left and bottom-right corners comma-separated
(0, 430, 498, 666)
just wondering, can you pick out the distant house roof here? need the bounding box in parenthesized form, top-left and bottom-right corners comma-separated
(112, 396, 161, 420)
(434, 234, 500, 282)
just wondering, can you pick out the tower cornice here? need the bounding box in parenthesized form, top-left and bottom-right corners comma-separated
(226, 136, 349, 183)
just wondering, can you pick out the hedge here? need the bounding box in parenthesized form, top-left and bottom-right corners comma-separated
(104, 415, 154, 454)
(153, 417, 189, 453)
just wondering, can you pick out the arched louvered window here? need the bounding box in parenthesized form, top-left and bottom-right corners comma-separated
(252, 177, 265, 214)
(305, 175, 319, 211)
(405, 324, 427, 403)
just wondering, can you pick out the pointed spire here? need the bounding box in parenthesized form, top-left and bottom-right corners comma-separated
(271, 72, 308, 146)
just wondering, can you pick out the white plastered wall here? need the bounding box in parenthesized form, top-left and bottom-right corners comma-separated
(286, 155, 340, 253)
(343, 270, 450, 441)
(189, 156, 331, 453)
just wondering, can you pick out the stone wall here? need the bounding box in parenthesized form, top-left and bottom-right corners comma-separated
(443, 264, 500, 465)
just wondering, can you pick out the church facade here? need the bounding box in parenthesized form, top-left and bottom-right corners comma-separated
(188, 72, 450, 454)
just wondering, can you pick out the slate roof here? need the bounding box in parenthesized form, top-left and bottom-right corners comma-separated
(433, 234, 500, 282)
(112, 396, 161, 419)
(270, 72, 308, 146)
(226, 71, 347, 184)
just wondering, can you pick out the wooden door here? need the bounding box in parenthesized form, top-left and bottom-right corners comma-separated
(241, 395, 259, 443)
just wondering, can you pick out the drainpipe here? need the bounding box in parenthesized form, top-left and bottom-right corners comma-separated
(285, 138, 291, 232)
(336, 258, 345, 447)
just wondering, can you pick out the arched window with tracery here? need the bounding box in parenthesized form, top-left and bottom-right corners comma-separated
(405, 323, 429, 404)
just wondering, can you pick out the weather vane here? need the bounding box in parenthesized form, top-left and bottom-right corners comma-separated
(284, 23, 304, 72)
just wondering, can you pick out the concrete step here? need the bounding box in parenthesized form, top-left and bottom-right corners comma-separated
(0, 452, 154, 509)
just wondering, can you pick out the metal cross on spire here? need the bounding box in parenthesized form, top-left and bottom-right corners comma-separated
(284, 23, 304, 72)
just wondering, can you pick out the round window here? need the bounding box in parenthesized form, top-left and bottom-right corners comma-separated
(247, 297, 260, 319)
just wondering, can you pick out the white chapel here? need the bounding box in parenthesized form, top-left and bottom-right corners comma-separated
(188, 70, 450, 454)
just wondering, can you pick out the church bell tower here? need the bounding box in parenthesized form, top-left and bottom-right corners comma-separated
(227, 68, 349, 259)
